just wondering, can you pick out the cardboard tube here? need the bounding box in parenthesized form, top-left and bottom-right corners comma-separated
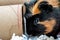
(0, 4, 23, 40)
(0, 0, 30, 6)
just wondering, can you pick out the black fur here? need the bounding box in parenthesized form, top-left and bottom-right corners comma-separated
(38, 1, 53, 13)
(24, 0, 38, 18)
(24, 1, 60, 39)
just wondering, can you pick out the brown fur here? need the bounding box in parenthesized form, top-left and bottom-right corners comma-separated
(32, 0, 43, 15)
(38, 18, 56, 34)
(31, 0, 59, 15)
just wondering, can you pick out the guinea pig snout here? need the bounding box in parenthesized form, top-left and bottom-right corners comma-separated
(35, 24, 46, 32)
(30, 24, 46, 36)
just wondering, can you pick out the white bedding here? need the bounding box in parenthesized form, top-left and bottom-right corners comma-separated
(10, 33, 60, 40)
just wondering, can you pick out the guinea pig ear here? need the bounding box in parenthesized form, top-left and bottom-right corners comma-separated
(24, 0, 38, 7)
(32, 0, 38, 5)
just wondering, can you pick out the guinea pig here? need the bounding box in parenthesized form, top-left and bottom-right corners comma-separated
(24, 1, 60, 39)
